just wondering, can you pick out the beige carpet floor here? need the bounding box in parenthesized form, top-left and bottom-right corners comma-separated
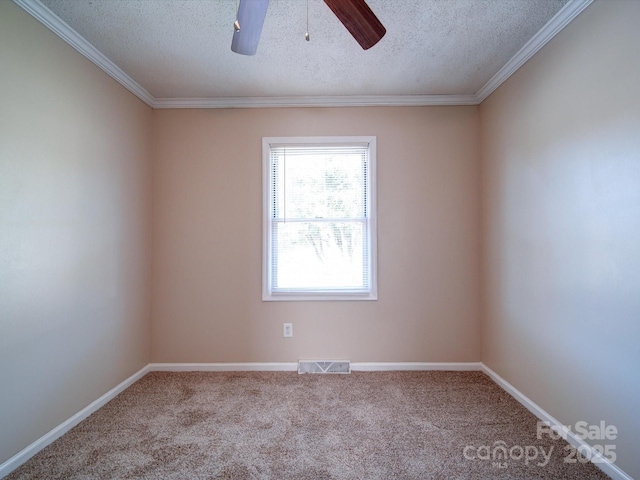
(5, 371, 610, 479)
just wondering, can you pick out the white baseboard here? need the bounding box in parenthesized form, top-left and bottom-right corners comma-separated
(148, 362, 482, 372)
(351, 362, 482, 371)
(481, 363, 633, 480)
(0, 361, 479, 476)
(149, 362, 298, 372)
(0, 364, 150, 478)
(4, 362, 631, 480)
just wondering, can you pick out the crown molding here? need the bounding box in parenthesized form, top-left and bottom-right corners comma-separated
(475, 0, 593, 103)
(15, 0, 592, 109)
(13, 0, 155, 107)
(152, 94, 479, 109)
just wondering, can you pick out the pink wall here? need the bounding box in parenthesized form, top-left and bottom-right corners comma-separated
(151, 107, 481, 363)
(0, 2, 153, 464)
(480, 1, 640, 477)
(9, 1, 639, 476)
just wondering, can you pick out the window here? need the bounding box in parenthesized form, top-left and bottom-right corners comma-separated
(263, 136, 377, 301)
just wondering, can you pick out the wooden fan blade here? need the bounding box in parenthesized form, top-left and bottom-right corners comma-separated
(231, 0, 270, 56)
(323, 0, 386, 50)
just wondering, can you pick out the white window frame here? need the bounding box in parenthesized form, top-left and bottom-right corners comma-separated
(262, 136, 378, 301)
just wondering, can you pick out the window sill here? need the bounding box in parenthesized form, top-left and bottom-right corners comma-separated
(262, 291, 378, 302)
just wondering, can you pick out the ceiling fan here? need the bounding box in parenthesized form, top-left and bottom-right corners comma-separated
(231, 0, 386, 55)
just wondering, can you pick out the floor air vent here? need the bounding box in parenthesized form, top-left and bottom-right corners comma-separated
(298, 360, 351, 374)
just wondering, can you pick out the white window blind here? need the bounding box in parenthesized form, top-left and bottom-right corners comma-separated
(263, 137, 377, 301)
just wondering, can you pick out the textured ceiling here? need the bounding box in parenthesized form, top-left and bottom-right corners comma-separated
(38, 0, 569, 100)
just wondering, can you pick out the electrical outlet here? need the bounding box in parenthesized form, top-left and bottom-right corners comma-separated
(283, 323, 293, 338)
